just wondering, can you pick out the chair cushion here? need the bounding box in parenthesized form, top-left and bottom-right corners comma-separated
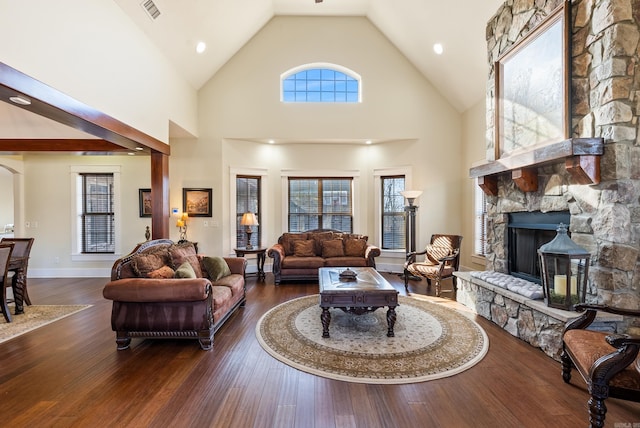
(407, 262, 454, 279)
(322, 239, 345, 258)
(425, 244, 452, 264)
(174, 261, 197, 278)
(293, 240, 316, 257)
(202, 256, 231, 281)
(564, 329, 640, 391)
(344, 238, 367, 257)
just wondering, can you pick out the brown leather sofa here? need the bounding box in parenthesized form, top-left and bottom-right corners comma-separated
(267, 229, 381, 284)
(103, 239, 246, 350)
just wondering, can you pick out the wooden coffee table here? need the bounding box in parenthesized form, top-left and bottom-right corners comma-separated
(319, 267, 399, 338)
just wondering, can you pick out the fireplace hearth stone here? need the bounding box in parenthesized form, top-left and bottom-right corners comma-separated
(455, 271, 622, 361)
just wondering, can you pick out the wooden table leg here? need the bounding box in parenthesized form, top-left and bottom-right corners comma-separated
(386, 306, 397, 337)
(12, 269, 25, 314)
(321, 307, 331, 338)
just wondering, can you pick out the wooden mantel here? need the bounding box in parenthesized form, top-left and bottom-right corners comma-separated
(469, 138, 604, 196)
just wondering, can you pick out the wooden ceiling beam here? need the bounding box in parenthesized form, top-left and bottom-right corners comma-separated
(0, 138, 131, 153)
(0, 62, 169, 155)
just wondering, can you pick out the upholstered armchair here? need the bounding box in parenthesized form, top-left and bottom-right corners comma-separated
(561, 304, 640, 428)
(403, 234, 462, 297)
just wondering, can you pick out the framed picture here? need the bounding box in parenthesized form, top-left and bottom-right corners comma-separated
(139, 188, 152, 217)
(495, 2, 570, 159)
(183, 188, 212, 217)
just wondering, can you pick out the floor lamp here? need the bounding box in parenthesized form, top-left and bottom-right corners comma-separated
(401, 190, 423, 280)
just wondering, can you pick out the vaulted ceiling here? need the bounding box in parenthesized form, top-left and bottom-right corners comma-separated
(0, 0, 503, 149)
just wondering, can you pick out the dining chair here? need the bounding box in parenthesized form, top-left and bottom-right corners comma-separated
(1, 237, 35, 309)
(0, 242, 15, 322)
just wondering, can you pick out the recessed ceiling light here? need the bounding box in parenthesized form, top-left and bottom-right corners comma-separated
(365, 140, 372, 145)
(268, 139, 275, 144)
(127, 152, 135, 155)
(196, 41, 206, 54)
(135, 146, 144, 151)
(433, 43, 444, 55)
(9, 95, 31, 105)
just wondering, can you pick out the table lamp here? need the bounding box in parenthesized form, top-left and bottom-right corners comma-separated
(240, 212, 259, 249)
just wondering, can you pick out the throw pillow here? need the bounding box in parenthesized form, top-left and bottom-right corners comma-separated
(174, 261, 196, 278)
(169, 242, 203, 277)
(132, 253, 167, 277)
(147, 265, 175, 279)
(322, 239, 345, 258)
(425, 245, 452, 264)
(344, 238, 367, 257)
(202, 256, 232, 281)
(293, 240, 316, 257)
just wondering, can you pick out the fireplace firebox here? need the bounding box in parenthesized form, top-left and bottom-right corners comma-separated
(507, 211, 570, 284)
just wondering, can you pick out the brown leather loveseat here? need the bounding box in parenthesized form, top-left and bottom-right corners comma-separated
(267, 229, 381, 284)
(103, 239, 246, 350)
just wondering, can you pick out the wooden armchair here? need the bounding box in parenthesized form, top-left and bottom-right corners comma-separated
(561, 304, 640, 428)
(403, 234, 462, 297)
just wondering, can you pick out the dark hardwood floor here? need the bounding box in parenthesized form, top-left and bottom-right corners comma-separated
(1, 273, 638, 427)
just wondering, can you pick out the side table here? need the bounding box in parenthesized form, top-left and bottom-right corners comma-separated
(233, 247, 266, 280)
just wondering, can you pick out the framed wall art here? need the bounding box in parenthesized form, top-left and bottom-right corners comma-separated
(183, 188, 212, 217)
(495, 2, 570, 159)
(139, 188, 152, 217)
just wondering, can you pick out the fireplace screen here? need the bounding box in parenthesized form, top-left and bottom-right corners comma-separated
(507, 211, 570, 284)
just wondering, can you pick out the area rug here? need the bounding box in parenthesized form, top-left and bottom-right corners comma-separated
(0, 304, 92, 344)
(256, 295, 488, 384)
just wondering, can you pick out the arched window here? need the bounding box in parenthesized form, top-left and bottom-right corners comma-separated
(281, 63, 361, 103)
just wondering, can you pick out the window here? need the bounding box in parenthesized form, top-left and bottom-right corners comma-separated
(474, 180, 488, 256)
(288, 178, 353, 232)
(281, 63, 361, 103)
(81, 173, 114, 254)
(381, 176, 405, 250)
(236, 175, 261, 248)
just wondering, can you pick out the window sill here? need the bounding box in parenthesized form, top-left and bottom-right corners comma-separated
(71, 253, 120, 262)
(380, 249, 407, 259)
(470, 254, 486, 266)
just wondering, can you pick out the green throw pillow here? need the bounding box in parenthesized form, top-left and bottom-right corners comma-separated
(202, 256, 231, 281)
(174, 261, 197, 278)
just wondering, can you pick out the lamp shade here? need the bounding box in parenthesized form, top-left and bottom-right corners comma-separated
(240, 212, 259, 226)
(400, 190, 423, 200)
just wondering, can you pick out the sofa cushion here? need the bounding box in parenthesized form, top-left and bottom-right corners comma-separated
(175, 261, 197, 278)
(293, 240, 316, 257)
(169, 242, 203, 277)
(282, 256, 325, 269)
(307, 231, 334, 255)
(322, 239, 345, 258)
(281, 233, 309, 256)
(344, 238, 367, 257)
(210, 285, 233, 312)
(148, 265, 175, 279)
(202, 256, 231, 281)
(324, 257, 368, 267)
(132, 253, 168, 277)
(212, 274, 245, 297)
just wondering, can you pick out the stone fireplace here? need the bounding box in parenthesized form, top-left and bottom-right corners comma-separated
(457, 0, 640, 358)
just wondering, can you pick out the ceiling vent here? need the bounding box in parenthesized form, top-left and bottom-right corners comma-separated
(141, 0, 161, 20)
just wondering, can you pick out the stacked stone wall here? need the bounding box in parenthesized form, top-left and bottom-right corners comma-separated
(483, 0, 640, 334)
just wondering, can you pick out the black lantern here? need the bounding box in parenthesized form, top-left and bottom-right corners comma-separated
(537, 223, 590, 310)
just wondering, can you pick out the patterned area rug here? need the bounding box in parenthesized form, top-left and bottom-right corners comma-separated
(0, 304, 92, 344)
(256, 295, 488, 384)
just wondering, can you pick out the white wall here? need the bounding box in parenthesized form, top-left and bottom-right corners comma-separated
(170, 16, 464, 271)
(22, 154, 151, 277)
(0, 0, 197, 141)
(0, 166, 13, 229)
